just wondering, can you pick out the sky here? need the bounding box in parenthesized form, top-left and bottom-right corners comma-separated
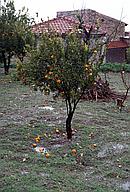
(10, 0, 130, 31)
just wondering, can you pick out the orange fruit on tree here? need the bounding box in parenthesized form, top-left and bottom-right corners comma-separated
(48, 71, 53, 75)
(56, 79, 61, 84)
(55, 128, 60, 134)
(85, 64, 89, 68)
(35, 136, 40, 143)
(45, 75, 48, 79)
(89, 73, 93, 76)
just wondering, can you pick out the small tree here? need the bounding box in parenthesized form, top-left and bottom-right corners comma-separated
(117, 70, 130, 111)
(0, 1, 34, 74)
(21, 19, 107, 139)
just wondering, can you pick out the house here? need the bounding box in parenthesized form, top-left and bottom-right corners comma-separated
(32, 9, 129, 63)
(124, 32, 130, 47)
(57, 9, 127, 40)
(32, 17, 79, 35)
(106, 40, 129, 63)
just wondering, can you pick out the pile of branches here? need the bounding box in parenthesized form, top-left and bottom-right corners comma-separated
(82, 77, 123, 101)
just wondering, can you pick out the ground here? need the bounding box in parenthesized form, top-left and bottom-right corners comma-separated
(0, 69, 130, 192)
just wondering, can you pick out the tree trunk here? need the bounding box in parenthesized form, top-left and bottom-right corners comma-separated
(2, 52, 11, 75)
(66, 111, 74, 140)
(4, 61, 10, 75)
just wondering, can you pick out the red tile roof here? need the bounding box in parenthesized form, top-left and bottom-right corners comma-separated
(32, 17, 79, 34)
(108, 40, 129, 49)
(32, 16, 105, 35)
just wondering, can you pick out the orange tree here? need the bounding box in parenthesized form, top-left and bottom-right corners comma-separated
(0, 1, 34, 74)
(21, 27, 107, 139)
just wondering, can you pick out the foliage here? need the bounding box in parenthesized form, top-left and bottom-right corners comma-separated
(0, 0, 34, 74)
(126, 47, 130, 64)
(19, 22, 107, 139)
(100, 63, 130, 72)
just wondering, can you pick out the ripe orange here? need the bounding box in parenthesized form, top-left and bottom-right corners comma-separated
(56, 79, 61, 84)
(45, 153, 50, 158)
(35, 136, 40, 143)
(48, 71, 53, 75)
(39, 147, 44, 152)
(85, 64, 89, 68)
(71, 149, 77, 156)
(45, 75, 48, 79)
(91, 144, 97, 149)
(32, 143, 37, 148)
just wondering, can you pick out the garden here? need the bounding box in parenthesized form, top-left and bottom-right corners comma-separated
(0, 1, 130, 191)
(0, 68, 130, 192)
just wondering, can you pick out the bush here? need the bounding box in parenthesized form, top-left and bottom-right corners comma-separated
(0, 62, 16, 68)
(127, 48, 130, 63)
(16, 59, 28, 84)
(0, 63, 3, 68)
(100, 63, 130, 72)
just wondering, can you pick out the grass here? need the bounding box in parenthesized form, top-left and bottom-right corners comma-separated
(0, 69, 130, 192)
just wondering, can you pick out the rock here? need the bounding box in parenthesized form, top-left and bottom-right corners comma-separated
(97, 143, 129, 158)
(121, 181, 130, 191)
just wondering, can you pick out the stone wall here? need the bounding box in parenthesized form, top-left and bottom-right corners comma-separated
(106, 48, 126, 63)
(57, 9, 126, 40)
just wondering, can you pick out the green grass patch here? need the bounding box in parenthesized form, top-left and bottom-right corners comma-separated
(100, 63, 130, 72)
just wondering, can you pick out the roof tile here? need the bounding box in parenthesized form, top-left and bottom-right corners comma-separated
(108, 41, 128, 48)
(32, 16, 104, 35)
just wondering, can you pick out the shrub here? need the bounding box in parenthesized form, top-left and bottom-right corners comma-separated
(100, 63, 130, 72)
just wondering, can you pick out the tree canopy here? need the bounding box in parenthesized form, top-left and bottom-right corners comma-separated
(18, 18, 107, 139)
(0, 0, 34, 74)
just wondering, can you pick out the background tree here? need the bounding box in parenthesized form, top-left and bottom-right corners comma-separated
(0, 0, 34, 74)
(126, 48, 130, 64)
(19, 19, 107, 139)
